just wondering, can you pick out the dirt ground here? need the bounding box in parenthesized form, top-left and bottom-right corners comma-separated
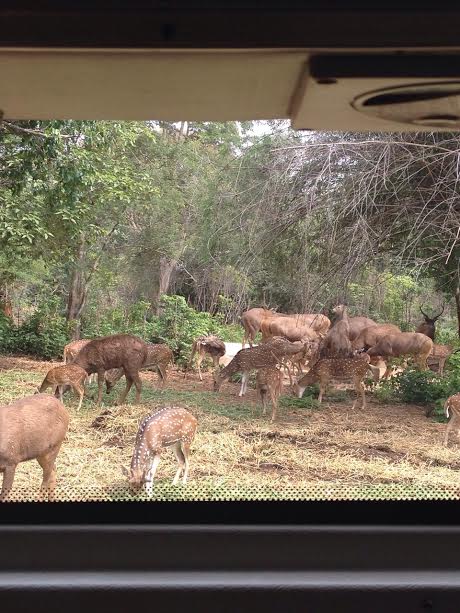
(1, 355, 459, 501)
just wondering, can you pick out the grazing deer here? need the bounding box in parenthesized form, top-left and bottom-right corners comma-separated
(0, 394, 69, 501)
(123, 406, 197, 494)
(416, 305, 444, 341)
(428, 344, 458, 376)
(213, 337, 304, 395)
(255, 367, 284, 421)
(443, 393, 460, 447)
(318, 304, 353, 359)
(185, 335, 226, 381)
(352, 323, 401, 351)
(345, 316, 377, 342)
(39, 364, 88, 411)
(260, 316, 320, 344)
(73, 333, 148, 405)
(105, 343, 174, 393)
(294, 354, 372, 410)
(367, 332, 434, 377)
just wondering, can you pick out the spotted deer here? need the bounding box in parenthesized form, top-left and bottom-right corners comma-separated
(427, 344, 457, 376)
(294, 354, 373, 410)
(443, 393, 460, 447)
(105, 343, 174, 393)
(0, 394, 69, 501)
(213, 337, 304, 396)
(185, 335, 226, 381)
(38, 364, 88, 411)
(256, 367, 284, 421)
(123, 407, 197, 494)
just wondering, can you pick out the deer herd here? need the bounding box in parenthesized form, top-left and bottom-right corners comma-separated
(1, 302, 459, 500)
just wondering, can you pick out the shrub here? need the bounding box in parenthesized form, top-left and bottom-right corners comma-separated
(0, 297, 71, 360)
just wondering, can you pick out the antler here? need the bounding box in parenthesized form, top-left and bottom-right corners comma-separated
(419, 305, 429, 319)
(433, 303, 445, 320)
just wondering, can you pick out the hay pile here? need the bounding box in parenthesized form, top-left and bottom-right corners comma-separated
(3, 357, 460, 501)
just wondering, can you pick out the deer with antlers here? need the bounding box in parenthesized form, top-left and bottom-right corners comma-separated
(416, 305, 444, 341)
(294, 354, 373, 410)
(213, 337, 304, 395)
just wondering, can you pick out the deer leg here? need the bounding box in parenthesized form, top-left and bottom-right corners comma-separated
(444, 415, 456, 447)
(318, 382, 325, 404)
(0, 465, 17, 501)
(261, 390, 267, 415)
(439, 359, 445, 376)
(37, 448, 60, 501)
(172, 443, 186, 486)
(131, 373, 142, 404)
(96, 371, 105, 404)
(196, 354, 204, 381)
(117, 374, 133, 405)
(75, 383, 84, 411)
(144, 455, 161, 495)
(270, 391, 278, 422)
(157, 364, 167, 388)
(181, 443, 191, 485)
(239, 371, 250, 397)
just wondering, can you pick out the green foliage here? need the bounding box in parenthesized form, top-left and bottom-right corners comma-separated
(279, 393, 321, 410)
(0, 297, 70, 359)
(82, 300, 159, 340)
(372, 367, 460, 421)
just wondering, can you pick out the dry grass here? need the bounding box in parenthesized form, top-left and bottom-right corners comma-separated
(1, 355, 460, 501)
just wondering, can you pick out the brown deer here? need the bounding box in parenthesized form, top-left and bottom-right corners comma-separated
(255, 367, 284, 421)
(241, 307, 276, 347)
(260, 316, 320, 344)
(185, 335, 226, 381)
(346, 316, 378, 342)
(427, 344, 458, 376)
(443, 393, 460, 447)
(0, 394, 69, 501)
(105, 343, 174, 393)
(39, 364, 88, 411)
(123, 406, 197, 494)
(213, 337, 304, 395)
(73, 333, 148, 405)
(318, 304, 353, 359)
(416, 305, 444, 341)
(366, 332, 433, 377)
(63, 339, 92, 363)
(294, 354, 373, 410)
(352, 323, 401, 351)
(63, 338, 97, 384)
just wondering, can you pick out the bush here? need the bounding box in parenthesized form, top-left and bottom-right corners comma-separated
(0, 297, 71, 360)
(373, 367, 460, 421)
(82, 300, 159, 340)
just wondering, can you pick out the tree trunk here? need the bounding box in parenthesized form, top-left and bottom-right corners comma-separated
(66, 241, 88, 339)
(455, 286, 460, 338)
(155, 256, 177, 314)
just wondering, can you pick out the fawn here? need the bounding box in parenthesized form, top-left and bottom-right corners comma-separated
(185, 335, 226, 381)
(39, 364, 88, 411)
(123, 406, 197, 494)
(256, 367, 284, 422)
(444, 393, 460, 447)
(0, 394, 69, 501)
(294, 354, 372, 410)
